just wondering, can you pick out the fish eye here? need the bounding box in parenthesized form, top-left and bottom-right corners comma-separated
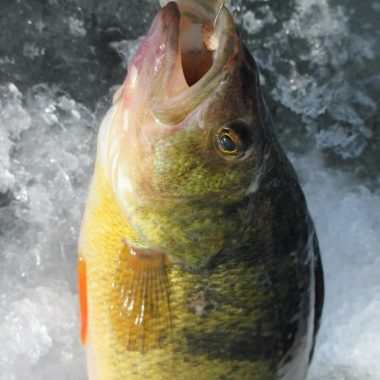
(218, 129, 238, 153)
(214, 121, 253, 159)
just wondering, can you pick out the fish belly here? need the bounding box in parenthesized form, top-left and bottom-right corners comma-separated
(78, 165, 312, 380)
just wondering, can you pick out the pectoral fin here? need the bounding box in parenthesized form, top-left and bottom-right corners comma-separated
(78, 255, 88, 345)
(111, 242, 171, 352)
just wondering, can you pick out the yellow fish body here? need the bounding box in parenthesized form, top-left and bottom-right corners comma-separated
(78, 1, 324, 379)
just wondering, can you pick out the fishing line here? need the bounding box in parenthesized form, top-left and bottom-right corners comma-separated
(214, 0, 226, 27)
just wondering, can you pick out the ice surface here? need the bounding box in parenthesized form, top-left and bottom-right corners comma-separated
(291, 153, 380, 380)
(0, 0, 379, 379)
(0, 84, 32, 193)
(234, 0, 379, 171)
(0, 83, 93, 379)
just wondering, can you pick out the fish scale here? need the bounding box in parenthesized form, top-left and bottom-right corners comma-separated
(78, 1, 323, 379)
(79, 165, 315, 379)
(80, 165, 279, 379)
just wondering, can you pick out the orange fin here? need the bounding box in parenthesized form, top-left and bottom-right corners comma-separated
(78, 256, 87, 345)
(111, 242, 171, 352)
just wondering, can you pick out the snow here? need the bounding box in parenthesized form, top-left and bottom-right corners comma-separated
(0, 0, 379, 379)
(0, 84, 93, 379)
(291, 152, 380, 380)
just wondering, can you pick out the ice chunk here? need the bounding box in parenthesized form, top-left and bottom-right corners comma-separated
(242, 7, 276, 35)
(235, 0, 378, 162)
(315, 125, 367, 159)
(23, 42, 45, 60)
(0, 83, 31, 139)
(0, 84, 32, 193)
(0, 128, 15, 194)
(0, 287, 85, 380)
(272, 66, 331, 119)
(68, 17, 87, 37)
(0, 83, 93, 378)
(290, 153, 380, 380)
(242, 11, 264, 35)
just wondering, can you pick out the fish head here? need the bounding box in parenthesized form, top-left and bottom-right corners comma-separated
(104, 1, 271, 267)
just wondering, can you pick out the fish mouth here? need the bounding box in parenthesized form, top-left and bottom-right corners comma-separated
(129, 1, 239, 125)
(179, 10, 214, 87)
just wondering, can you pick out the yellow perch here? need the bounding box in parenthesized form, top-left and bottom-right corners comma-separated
(78, 1, 324, 379)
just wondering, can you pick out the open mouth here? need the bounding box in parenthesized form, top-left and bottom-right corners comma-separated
(127, 1, 239, 124)
(160, 0, 225, 87)
(179, 12, 214, 86)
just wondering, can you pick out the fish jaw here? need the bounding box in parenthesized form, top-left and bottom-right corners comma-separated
(119, 0, 240, 128)
(97, 2, 186, 227)
(152, 3, 239, 125)
(122, 1, 186, 117)
(106, 0, 243, 204)
(160, 0, 221, 18)
(98, 1, 266, 268)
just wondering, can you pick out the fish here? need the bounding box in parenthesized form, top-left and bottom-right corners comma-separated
(77, 1, 324, 379)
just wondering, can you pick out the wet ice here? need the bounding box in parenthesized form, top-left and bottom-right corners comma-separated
(0, 84, 93, 379)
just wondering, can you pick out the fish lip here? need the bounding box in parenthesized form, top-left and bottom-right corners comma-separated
(151, 2, 240, 126)
(128, 2, 181, 75)
(160, 0, 220, 18)
(162, 1, 181, 22)
(124, 2, 239, 127)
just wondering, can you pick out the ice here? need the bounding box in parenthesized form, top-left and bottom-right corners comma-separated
(0, 287, 85, 380)
(68, 17, 87, 37)
(0, 83, 93, 378)
(272, 66, 331, 119)
(315, 126, 368, 160)
(242, 11, 263, 35)
(241, 5, 276, 36)
(0, 0, 379, 379)
(289, 153, 380, 379)
(23, 42, 46, 60)
(237, 0, 379, 164)
(0, 127, 15, 194)
(0, 84, 32, 193)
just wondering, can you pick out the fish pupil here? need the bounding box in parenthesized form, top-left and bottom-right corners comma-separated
(220, 134, 237, 152)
